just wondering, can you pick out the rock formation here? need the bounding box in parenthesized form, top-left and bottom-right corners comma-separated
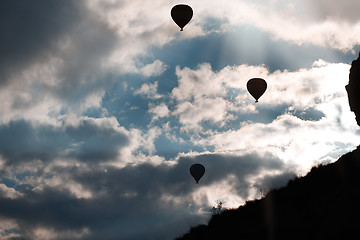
(346, 53, 360, 125)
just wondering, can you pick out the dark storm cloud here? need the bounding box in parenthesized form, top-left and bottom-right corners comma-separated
(0, 0, 83, 86)
(0, 121, 64, 164)
(72, 152, 285, 201)
(0, 184, 204, 240)
(0, 151, 289, 239)
(180, 153, 286, 198)
(0, 0, 119, 107)
(64, 119, 129, 162)
(0, 163, 200, 239)
(0, 120, 129, 166)
(0, 188, 87, 230)
(52, 10, 118, 101)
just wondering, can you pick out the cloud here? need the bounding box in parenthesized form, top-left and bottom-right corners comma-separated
(307, 0, 360, 23)
(0, 150, 289, 240)
(140, 60, 168, 77)
(0, 0, 174, 126)
(2, 0, 358, 127)
(148, 102, 170, 120)
(134, 81, 162, 99)
(197, 113, 358, 173)
(0, 218, 20, 240)
(253, 0, 360, 51)
(173, 97, 230, 131)
(0, 117, 130, 167)
(172, 63, 226, 101)
(63, 117, 130, 163)
(167, 60, 360, 172)
(171, 60, 354, 125)
(0, 184, 23, 200)
(170, 63, 231, 131)
(0, 0, 118, 125)
(169, 60, 352, 132)
(31, 227, 90, 240)
(1, 56, 358, 239)
(1, 1, 360, 239)
(0, 0, 83, 87)
(180, 0, 360, 51)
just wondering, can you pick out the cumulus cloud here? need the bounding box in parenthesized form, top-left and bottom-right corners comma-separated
(172, 64, 227, 101)
(140, 60, 168, 77)
(173, 97, 230, 131)
(168, 60, 360, 173)
(171, 63, 231, 131)
(134, 81, 162, 99)
(1, 0, 358, 126)
(0, 184, 23, 199)
(148, 102, 170, 120)
(171, 60, 354, 124)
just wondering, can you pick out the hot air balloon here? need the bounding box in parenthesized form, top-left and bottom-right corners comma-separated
(247, 78, 267, 102)
(171, 4, 193, 31)
(190, 163, 205, 183)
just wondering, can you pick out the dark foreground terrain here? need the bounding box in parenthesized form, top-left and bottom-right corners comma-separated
(176, 146, 360, 240)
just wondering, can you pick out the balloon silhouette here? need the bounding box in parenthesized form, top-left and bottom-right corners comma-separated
(171, 4, 193, 31)
(190, 164, 205, 183)
(247, 78, 267, 102)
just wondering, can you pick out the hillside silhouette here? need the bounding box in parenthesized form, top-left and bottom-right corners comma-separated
(176, 147, 360, 240)
(176, 54, 360, 240)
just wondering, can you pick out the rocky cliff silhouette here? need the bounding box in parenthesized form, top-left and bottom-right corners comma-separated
(346, 53, 360, 126)
(176, 54, 360, 240)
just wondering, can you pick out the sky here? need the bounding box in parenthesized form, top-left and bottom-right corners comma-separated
(1, 0, 360, 239)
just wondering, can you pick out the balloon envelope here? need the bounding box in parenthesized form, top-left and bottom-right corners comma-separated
(171, 4, 193, 31)
(190, 164, 205, 183)
(247, 78, 267, 102)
